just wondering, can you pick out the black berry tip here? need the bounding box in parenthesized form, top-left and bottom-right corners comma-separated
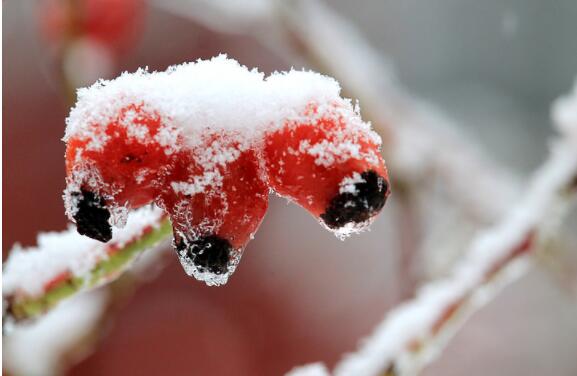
(320, 170, 389, 229)
(72, 189, 112, 242)
(175, 234, 232, 275)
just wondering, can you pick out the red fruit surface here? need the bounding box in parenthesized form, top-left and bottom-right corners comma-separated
(159, 140, 268, 250)
(66, 104, 174, 208)
(264, 102, 389, 229)
(66, 107, 269, 277)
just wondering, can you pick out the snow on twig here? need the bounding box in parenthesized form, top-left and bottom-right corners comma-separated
(3, 206, 170, 326)
(291, 84, 577, 376)
(3, 290, 109, 376)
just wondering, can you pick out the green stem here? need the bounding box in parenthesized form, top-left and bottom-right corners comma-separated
(7, 219, 172, 323)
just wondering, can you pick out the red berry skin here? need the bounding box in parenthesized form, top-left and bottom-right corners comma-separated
(263, 102, 390, 231)
(40, 0, 145, 54)
(66, 107, 268, 275)
(65, 104, 174, 209)
(158, 136, 269, 275)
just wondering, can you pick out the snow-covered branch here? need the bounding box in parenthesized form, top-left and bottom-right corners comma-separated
(290, 84, 577, 376)
(3, 207, 170, 326)
(3, 291, 109, 376)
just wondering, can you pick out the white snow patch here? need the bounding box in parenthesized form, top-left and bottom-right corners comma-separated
(171, 170, 223, 196)
(339, 172, 365, 195)
(553, 80, 577, 137)
(3, 206, 165, 297)
(3, 290, 108, 376)
(286, 363, 331, 376)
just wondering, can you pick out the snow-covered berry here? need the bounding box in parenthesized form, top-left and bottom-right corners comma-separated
(65, 104, 177, 226)
(264, 101, 389, 237)
(63, 56, 390, 284)
(159, 139, 268, 283)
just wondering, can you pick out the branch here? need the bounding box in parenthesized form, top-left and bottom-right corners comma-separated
(3, 290, 109, 376)
(3, 207, 171, 326)
(291, 84, 577, 376)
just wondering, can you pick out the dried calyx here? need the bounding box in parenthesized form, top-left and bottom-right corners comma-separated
(321, 170, 389, 229)
(71, 189, 112, 242)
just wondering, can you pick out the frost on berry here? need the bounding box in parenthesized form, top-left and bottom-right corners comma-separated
(263, 100, 390, 239)
(63, 55, 390, 285)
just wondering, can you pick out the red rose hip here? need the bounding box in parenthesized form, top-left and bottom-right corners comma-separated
(264, 101, 390, 236)
(158, 136, 268, 282)
(65, 104, 175, 241)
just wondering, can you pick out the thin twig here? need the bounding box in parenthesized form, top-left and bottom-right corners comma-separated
(291, 86, 577, 375)
(3, 208, 171, 326)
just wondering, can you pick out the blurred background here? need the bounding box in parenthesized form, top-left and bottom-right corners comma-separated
(3, 0, 577, 375)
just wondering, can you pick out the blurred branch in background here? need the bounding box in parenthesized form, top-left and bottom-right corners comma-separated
(3, 290, 109, 376)
(392, 183, 422, 301)
(330, 103, 577, 376)
(3, 0, 577, 375)
(153, 0, 577, 374)
(290, 87, 577, 375)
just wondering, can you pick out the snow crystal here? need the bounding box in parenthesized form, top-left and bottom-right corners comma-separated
(171, 170, 223, 196)
(64, 55, 382, 174)
(300, 139, 361, 167)
(339, 172, 365, 195)
(323, 219, 375, 241)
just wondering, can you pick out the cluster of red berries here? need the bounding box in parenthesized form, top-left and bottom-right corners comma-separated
(65, 74, 390, 281)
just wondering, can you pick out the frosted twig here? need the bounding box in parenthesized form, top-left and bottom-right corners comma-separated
(3, 290, 109, 376)
(3, 207, 171, 326)
(292, 85, 577, 376)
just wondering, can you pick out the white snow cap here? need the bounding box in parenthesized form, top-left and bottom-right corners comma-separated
(64, 55, 351, 147)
